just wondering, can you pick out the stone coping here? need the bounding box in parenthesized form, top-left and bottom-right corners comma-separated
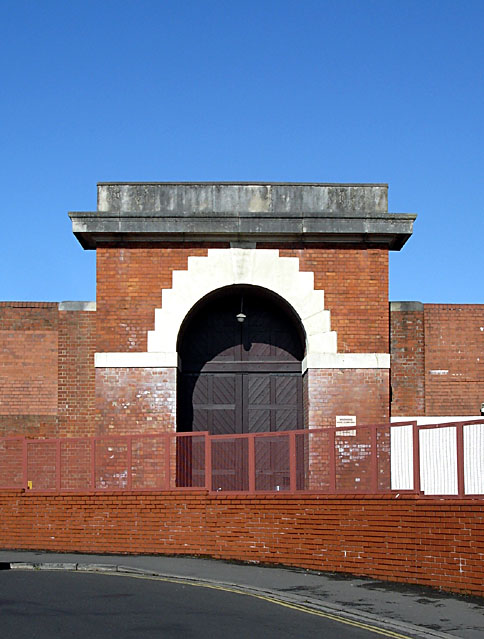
(70, 182, 416, 250)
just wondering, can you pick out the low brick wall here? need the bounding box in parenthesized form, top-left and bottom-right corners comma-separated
(0, 492, 482, 597)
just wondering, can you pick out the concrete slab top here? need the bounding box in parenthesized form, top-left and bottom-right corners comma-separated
(69, 182, 416, 250)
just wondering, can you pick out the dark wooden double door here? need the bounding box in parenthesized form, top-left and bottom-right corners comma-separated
(181, 370, 302, 435)
(177, 287, 304, 489)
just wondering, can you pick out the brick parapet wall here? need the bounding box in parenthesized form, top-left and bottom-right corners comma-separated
(391, 304, 484, 417)
(0, 491, 482, 597)
(0, 304, 59, 434)
(0, 304, 96, 437)
(58, 311, 96, 437)
(424, 305, 484, 416)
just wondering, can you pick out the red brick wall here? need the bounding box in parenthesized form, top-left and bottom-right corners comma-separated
(0, 491, 482, 597)
(390, 306, 425, 415)
(58, 311, 96, 437)
(95, 367, 176, 435)
(94, 245, 391, 430)
(307, 368, 389, 428)
(0, 304, 96, 437)
(0, 304, 58, 436)
(424, 305, 484, 416)
(391, 304, 484, 417)
(96, 245, 389, 355)
(96, 245, 220, 352)
(279, 247, 389, 353)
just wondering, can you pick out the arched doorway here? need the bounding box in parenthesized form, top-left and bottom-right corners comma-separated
(177, 285, 305, 436)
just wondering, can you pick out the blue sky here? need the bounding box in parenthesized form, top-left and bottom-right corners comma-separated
(1, 0, 483, 303)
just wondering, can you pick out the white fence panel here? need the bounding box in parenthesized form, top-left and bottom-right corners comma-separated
(390, 425, 413, 490)
(391, 420, 484, 496)
(464, 424, 484, 494)
(419, 427, 457, 495)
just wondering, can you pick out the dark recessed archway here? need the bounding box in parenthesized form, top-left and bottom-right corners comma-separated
(176, 285, 305, 436)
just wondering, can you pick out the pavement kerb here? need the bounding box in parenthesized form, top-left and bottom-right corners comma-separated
(7, 561, 459, 639)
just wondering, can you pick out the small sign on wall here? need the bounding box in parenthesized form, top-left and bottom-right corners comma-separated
(336, 415, 356, 436)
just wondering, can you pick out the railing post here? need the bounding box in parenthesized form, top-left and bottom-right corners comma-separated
(164, 433, 171, 491)
(289, 432, 297, 493)
(127, 436, 133, 491)
(328, 429, 336, 493)
(248, 435, 256, 493)
(370, 425, 378, 493)
(90, 438, 96, 490)
(456, 422, 465, 497)
(412, 422, 421, 494)
(205, 434, 212, 491)
(22, 438, 28, 491)
(56, 439, 61, 492)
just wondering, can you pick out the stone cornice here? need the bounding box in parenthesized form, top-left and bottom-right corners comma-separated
(70, 182, 416, 251)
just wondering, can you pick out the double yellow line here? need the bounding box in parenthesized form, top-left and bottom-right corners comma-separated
(94, 571, 414, 639)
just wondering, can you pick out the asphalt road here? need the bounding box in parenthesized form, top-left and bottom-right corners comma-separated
(0, 570, 406, 639)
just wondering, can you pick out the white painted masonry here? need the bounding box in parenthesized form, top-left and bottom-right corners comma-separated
(95, 248, 390, 369)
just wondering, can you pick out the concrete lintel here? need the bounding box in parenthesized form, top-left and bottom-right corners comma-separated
(96, 351, 390, 370)
(390, 301, 424, 312)
(59, 301, 96, 311)
(303, 353, 390, 370)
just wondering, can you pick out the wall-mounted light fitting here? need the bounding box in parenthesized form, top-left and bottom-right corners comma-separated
(236, 296, 246, 323)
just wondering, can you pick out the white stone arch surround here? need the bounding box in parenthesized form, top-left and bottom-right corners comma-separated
(149, 248, 334, 361)
(94, 248, 389, 370)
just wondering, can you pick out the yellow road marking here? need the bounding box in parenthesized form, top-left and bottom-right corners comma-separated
(80, 570, 415, 639)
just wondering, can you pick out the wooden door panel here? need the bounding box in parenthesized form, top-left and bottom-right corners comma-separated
(247, 409, 271, 433)
(247, 375, 271, 405)
(275, 375, 298, 404)
(244, 373, 302, 433)
(185, 373, 242, 435)
(212, 375, 237, 405)
(274, 408, 299, 431)
(192, 375, 209, 404)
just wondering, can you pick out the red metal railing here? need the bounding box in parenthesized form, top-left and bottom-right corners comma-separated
(0, 420, 483, 496)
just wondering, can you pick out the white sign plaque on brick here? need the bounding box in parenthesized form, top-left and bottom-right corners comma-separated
(336, 415, 356, 435)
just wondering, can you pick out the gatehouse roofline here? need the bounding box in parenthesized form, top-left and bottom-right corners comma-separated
(69, 182, 416, 251)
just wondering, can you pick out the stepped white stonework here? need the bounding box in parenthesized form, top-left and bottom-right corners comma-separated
(95, 247, 389, 370)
